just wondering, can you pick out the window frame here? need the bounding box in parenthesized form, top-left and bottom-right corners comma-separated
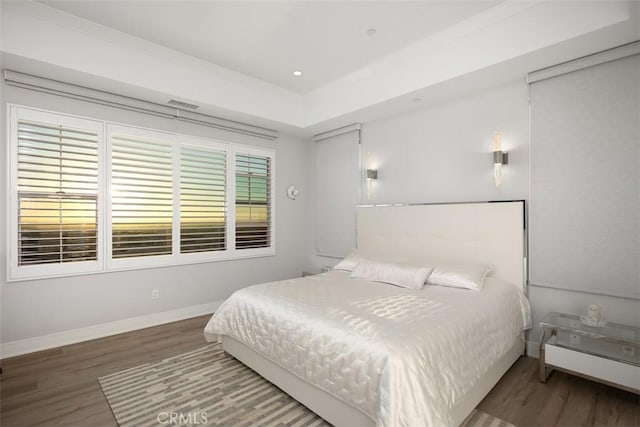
(230, 145, 276, 259)
(7, 105, 276, 282)
(176, 135, 232, 265)
(105, 123, 178, 271)
(8, 107, 105, 280)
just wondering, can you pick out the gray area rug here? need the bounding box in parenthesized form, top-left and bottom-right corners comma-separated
(98, 344, 515, 427)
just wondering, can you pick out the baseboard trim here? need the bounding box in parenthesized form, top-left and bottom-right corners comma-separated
(0, 300, 222, 359)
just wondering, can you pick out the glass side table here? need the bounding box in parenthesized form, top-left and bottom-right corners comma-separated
(539, 312, 640, 394)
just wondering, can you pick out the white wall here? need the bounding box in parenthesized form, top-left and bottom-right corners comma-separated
(360, 81, 528, 204)
(310, 79, 529, 272)
(309, 77, 639, 355)
(0, 80, 312, 348)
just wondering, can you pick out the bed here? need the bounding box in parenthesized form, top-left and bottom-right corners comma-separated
(204, 201, 530, 426)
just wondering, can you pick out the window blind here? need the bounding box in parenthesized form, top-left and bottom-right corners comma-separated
(314, 130, 360, 258)
(180, 146, 227, 253)
(529, 52, 639, 299)
(110, 133, 173, 259)
(235, 153, 272, 249)
(16, 120, 98, 266)
(9, 106, 277, 281)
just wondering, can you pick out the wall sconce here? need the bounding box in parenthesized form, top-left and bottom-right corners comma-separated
(365, 152, 378, 200)
(286, 185, 300, 200)
(492, 131, 508, 188)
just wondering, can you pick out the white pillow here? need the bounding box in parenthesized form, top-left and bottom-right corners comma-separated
(333, 248, 410, 272)
(333, 250, 363, 271)
(350, 259, 433, 290)
(426, 263, 494, 291)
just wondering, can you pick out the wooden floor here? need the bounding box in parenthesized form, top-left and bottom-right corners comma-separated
(477, 355, 639, 427)
(1, 315, 638, 427)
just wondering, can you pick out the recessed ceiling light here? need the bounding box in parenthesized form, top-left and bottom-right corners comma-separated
(293, 70, 303, 77)
(366, 28, 377, 36)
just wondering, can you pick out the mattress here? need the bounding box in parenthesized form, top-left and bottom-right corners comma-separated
(204, 270, 531, 427)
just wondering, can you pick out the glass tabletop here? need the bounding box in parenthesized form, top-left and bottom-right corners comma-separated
(541, 312, 640, 345)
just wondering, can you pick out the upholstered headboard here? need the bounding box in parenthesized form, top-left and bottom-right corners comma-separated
(356, 201, 526, 290)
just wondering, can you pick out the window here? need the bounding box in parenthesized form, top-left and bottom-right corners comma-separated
(9, 108, 103, 280)
(180, 143, 227, 255)
(108, 126, 174, 266)
(235, 152, 272, 250)
(17, 121, 99, 265)
(8, 106, 275, 281)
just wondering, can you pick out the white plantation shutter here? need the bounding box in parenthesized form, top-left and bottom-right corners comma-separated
(235, 151, 273, 250)
(8, 106, 277, 280)
(180, 145, 227, 254)
(16, 120, 99, 266)
(109, 128, 174, 260)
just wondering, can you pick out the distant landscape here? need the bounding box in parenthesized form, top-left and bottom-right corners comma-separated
(18, 222, 269, 265)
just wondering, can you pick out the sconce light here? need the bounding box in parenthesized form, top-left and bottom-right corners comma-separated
(286, 185, 300, 200)
(492, 131, 508, 188)
(365, 153, 378, 200)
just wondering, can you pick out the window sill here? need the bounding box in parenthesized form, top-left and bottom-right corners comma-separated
(6, 249, 276, 283)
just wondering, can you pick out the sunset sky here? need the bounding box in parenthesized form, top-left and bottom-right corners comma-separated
(18, 122, 270, 229)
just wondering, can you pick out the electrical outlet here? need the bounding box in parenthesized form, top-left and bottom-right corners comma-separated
(569, 334, 581, 346)
(151, 289, 159, 300)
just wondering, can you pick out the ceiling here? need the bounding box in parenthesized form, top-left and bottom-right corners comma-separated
(2, 1, 639, 134)
(38, 0, 500, 94)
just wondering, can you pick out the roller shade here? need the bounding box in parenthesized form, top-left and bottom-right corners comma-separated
(529, 50, 639, 299)
(314, 126, 361, 258)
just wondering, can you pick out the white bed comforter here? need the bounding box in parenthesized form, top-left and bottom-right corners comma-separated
(204, 270, 531, 427)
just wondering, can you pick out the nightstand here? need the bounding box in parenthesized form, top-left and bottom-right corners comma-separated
(539, 312, 639, 393)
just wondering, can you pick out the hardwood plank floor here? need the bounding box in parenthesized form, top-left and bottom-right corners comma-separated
(1, 315, 638, 426)
(477, 358, 639, 427)
(1, 315, 211, 427)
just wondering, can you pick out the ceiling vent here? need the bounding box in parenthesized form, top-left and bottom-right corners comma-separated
(167, 99, 200, 110)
